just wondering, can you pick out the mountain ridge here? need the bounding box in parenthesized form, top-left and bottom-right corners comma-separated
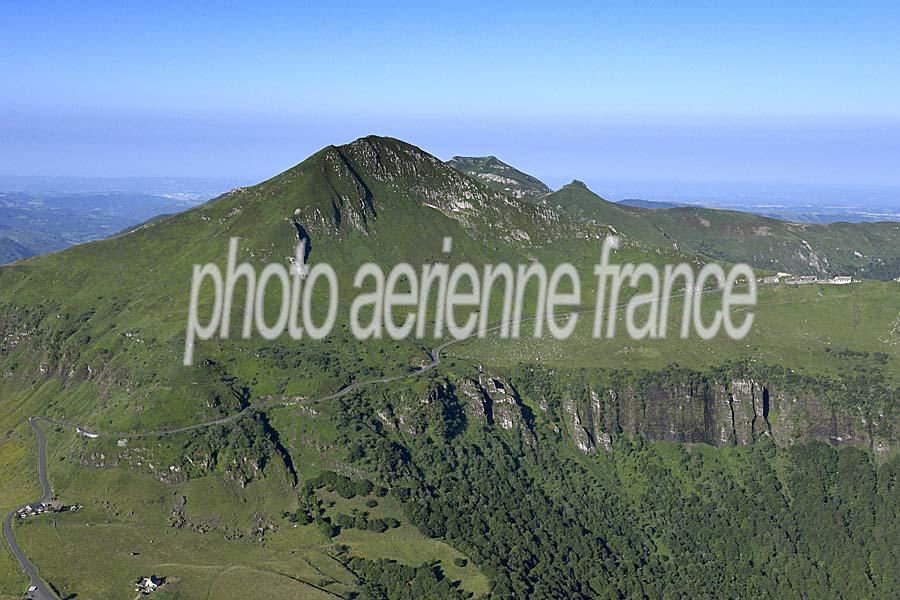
(545, 178, 900, 278)
(446, 155, 552, 200)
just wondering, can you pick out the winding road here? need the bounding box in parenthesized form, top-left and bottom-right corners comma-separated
(2, 288, 719, 599)
(3, 418, 56, 600)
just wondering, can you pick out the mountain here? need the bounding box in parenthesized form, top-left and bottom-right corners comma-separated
(1, 136, 900, 600)
(548, 180, 900, 279)
(544, 180, 613, 216)
(0, 136, 615, 435)
(446, 155, 551, 200)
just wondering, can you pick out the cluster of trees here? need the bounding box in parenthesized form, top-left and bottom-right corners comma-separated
(851, 257, 900, 280)
(179, 412, 282, 484)
(255, 334, 407, 393)
(303, 470, 383, 498)
(334, 512, 400, 533)
(283, 470, 398, 538)
(395, 428, 900, 598)
(345, 557, 468, 599)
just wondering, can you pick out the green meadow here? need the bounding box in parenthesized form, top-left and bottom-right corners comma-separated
(455, 281, 900, 383)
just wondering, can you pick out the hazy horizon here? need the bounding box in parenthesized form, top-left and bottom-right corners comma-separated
(3, 2, 900, 191)
(4, 169, 900, 222)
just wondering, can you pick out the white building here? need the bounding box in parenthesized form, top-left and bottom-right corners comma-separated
(76, 427, 99, 439)
(134, 575, 163, 594)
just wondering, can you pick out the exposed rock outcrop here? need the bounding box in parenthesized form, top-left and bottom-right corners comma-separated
(561, 375, 894, 458)
(386, 370, 534, 444)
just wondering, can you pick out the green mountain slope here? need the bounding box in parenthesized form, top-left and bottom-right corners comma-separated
(544, 180, 670, 245)
(1, 136, 899, 599)
(446, 155, 551, 200)
(546, 180, 900, 279)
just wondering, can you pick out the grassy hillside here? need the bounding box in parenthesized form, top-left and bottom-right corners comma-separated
(0, 137, 618, 430)
(459, 281, 900, 381)
(544, 181, 670, 245)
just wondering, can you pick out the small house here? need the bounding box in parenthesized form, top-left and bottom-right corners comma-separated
(134, 575, 164, 595)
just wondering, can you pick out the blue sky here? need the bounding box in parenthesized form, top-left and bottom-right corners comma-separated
(2, 1, 899, 186)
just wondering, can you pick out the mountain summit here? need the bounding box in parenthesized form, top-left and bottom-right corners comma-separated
(202, 136, 589, 250)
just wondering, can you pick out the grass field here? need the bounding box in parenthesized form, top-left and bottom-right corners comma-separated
(453, 281, 900, 382)
(10, 441, 351, 600)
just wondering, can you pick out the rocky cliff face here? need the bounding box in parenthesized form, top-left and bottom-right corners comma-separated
(377, 370, 535, 444)
(395, 366, 895, 459)
(563, 376, 895, 458)
(457, 372, 532, 432)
